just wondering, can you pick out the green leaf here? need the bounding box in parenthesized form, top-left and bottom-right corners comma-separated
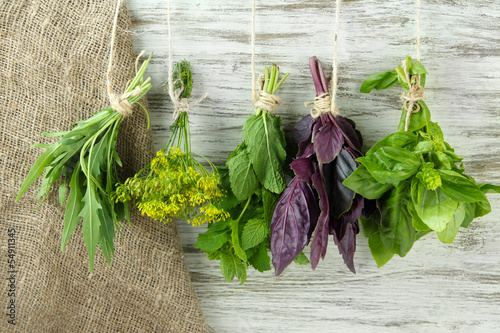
(220, 249, 247, 284)
(412, 61, 428, 75)
(248, 243, 271, 272)
(368, 231, 394, 267)
(61, 165, 84, 252)
(293, 252, 310, 265)
(241, 218, 269, 250)
(343, 165, 392, 200)
(379, 181, 416, 257)
(80, 183, 102, 272)
(227, 145, 259, 201)
(412, 141, 433, 155)
(357, 147, 421, 185)
(479, 183, 500, 194)
(16, 144, 60, 201)
(437, 204, 465, 244)
(407, 200, 430, 231)
(439, 170, 487, 203)
(366, 131, 417, 156)
(360, 215, 379, 238)
(360, 71, 398, 93)
(398, 100, 431, 132)
(411, 177, 458, 232)
(97, 198, 115, 264)
(59, 182, 67, 207)
(262, 188, 279, 224)
(230, 218, 247, 262)
(243, 113, 286, 193)
(195, 219, 231, 252)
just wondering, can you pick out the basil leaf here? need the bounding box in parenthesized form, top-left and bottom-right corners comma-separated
(437, 204, 466, 244)
(357, 147, 421, 185)
(313, 115, 344, 164)
(309, 170, 330, 270)
(368, 231, 394, 268)
(412, 61, 428, 75)
(366, 131, 417, 156)
(379, 181, 416, 257)
(411, 177, 458, 232)
(271, 178, 317, 276)
(439, 170, 487, 203)
(360, 70, 398, 93)
(398, 100, 431, 132)
(324, 149, 356, 218)
(343, 164, 392, 200)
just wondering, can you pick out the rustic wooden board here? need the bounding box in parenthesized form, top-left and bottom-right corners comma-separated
(127, 0, 500, 331)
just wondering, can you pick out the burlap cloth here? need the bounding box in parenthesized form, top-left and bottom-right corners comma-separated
(0, 1, 208, 332)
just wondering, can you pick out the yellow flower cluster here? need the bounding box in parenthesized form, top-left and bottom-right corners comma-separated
(115, 147, 227, 225)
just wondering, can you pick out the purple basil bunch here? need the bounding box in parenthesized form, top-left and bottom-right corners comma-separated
(271, 57, 365, 275)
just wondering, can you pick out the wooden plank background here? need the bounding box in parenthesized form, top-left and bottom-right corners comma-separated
(127, 0, 500, 332)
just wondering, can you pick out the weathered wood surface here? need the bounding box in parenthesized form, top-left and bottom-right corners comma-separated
(128, 0, 500, 331)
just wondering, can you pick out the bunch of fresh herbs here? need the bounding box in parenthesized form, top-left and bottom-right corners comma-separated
(344, 56, 500, 267)
(195, 64, 289, 283)
(16, 54, 153, 271)
(114, 60, 228, 226)
(271, 56, 365, 275)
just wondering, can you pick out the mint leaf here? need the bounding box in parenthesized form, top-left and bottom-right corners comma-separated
(230, 218, 247, 263)
(293, 252, 310, 265)
(241, 217, 268, 250)
(220, 249, 247, 283)
(243, 113, 286, 194)
(195, 219, 231, 252)
(227, 144, 259, 201)
(248, 243, 271, 272)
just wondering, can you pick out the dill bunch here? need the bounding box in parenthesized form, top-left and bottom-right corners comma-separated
(115, 61, 228, 225)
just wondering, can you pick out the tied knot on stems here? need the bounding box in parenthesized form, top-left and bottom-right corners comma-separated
(169, 79, 208, 121)
(110, 86, 143, 118)
(305, 92, 339, 119)
(253, 74, 282, 113)
(402, 60, 424, 131)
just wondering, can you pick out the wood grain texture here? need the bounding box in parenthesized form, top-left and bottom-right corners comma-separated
(127, 0, 500, 331)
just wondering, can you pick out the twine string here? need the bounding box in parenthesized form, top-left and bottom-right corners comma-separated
(106, 0, 142, 117)
(250, 0, 282, 113)
(331, 0, 341, 114)
(402, 61, 424, 132)
(167, 0, 207, 120)
(403, 0, 424, 131)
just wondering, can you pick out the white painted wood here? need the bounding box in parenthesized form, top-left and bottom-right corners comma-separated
(127, 1, 500, 331)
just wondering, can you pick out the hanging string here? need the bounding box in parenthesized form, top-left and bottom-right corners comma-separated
(330, 0, 341, 115)
(106, 0, 143, 117)
(250, 0, 282, 113)
(416, 0, 421, 61)
(306, 0, 341, 118)
(403, 0, 424, 131)
(167, 0, 207, 120)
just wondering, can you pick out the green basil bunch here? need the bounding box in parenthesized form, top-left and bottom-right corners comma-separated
(344, 56, 500, 267)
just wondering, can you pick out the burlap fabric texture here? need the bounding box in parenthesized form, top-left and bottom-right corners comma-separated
(0, 1, 209, 332)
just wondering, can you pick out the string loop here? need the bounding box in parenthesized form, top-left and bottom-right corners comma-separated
(402, 61, 424, 131)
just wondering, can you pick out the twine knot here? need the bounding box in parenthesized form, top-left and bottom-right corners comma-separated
(170, 90, 208, 120)
(305, 93, 339, 119)
(402, 61, 424, 131)
(252, 75, 282, 113)
(110, 86, 142, 117)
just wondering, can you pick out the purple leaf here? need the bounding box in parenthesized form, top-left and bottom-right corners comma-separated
(362, 198, 382, 225)
(271, 177, 319, 276)
(293, 115, 315, 146)
(323, 149, 357, 219)
(309, 168, 330, 270)
(330, 194, 364, 240)
(333, 223, 358, 273)
(290, 155, 317, 184)
(333, 116, 362, 153)
(313, 114, 344, 164)
(297, 134, 315, 158)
